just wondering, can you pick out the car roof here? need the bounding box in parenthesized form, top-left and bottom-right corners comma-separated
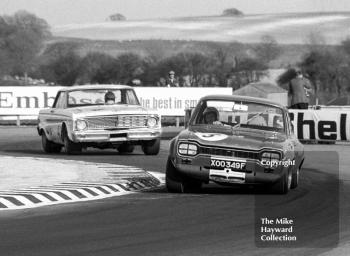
(200, 94, 286, 109)
(58, 84, 133, 92)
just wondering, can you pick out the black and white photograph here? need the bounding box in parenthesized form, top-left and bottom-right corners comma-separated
(0, 0, 348, 255)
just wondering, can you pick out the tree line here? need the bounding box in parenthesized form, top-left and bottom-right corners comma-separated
(32, 35, 281, 88)
(278, 37, 350, 99)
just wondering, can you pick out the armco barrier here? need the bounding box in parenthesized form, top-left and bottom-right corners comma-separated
(0, 114, 37, 126)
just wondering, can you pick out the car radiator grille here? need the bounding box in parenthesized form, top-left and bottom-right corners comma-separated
(198, 146, 260, 160)
(85, 115, 148, 129)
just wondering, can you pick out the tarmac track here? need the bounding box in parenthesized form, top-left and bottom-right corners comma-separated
(0, 127, 349, 256)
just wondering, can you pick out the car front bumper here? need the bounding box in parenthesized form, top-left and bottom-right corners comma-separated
(71, 128, 161, 143)
(172, 154, 288, 185)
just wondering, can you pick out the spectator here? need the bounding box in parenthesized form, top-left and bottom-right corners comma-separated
(157, 77, 166, 87)
(289, 68, 313, 109)
(165, 70, 179, 87)
(104, 91, 115, 105)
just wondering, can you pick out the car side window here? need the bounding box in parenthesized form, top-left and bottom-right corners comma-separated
(53, 92, 66, 109)
(52, 92, 61, 108)
(125, 90, 139, 105)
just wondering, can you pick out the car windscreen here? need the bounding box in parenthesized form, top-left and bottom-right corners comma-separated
(67, 89, 139, 107)
(192, 99, 285, 132)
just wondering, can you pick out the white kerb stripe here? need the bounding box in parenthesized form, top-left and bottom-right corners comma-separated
(113, 184, 130, 191)
(0, 198, 17, 208)
(74, 188, 95, 198)
(65, 185, 114, 194)
(0, 195, 36, 206)
(98, 186, 115, 194)
(132, 182, 144, 189)
(48, 190, 80, 200)
(84, 187, 106, 196)
(26, 191, 64, 201)
(104, 184, 122, 191)
(27, 193, 52, 203)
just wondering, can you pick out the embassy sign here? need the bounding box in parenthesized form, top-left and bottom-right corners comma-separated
(289, 110, 350, 141)
(0, 86, 232, 116)
(0, 86, 61, 115)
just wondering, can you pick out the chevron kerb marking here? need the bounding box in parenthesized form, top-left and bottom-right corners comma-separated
(0, 157, 164, 211)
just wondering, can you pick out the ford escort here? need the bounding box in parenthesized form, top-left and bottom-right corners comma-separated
(166, 95, 304, 194)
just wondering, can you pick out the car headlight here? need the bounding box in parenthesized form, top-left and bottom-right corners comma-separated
(178, 143, 198, 156)
(76, 119, 87, 131)
(147, 116, 158, 128)
(260, 151, 281, 162)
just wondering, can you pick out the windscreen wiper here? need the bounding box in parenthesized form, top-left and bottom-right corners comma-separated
(231, 111, 265, 130)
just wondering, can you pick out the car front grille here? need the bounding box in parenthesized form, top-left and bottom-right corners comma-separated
(198, 146, 260, 160)
(85, 115, 148, 130)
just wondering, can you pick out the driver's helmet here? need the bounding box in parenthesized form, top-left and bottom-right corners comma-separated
(104, 91, 115, 104)
(203, 107, 219, 124)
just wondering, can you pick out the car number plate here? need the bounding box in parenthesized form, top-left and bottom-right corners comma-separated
(210, 157, 246, 170)
(209, 157, 247, 183)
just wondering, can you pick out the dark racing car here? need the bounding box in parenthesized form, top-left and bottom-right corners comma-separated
(166, 95, 304, 194)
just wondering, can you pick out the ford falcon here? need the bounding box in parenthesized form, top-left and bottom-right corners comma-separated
(37, 85, 161, 155)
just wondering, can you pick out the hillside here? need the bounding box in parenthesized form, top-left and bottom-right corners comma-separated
(53, 12, 350, 45)
(49, 37, 339, 69)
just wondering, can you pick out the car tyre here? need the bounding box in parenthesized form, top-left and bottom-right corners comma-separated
(166, 157, 201, 193)
(271, 169, 292, 194)
(41, 132, 61, 153)
(290, 167, 300, 189)
(141, 138, 160, 155)
(62, 128, 82, 155)
(118, 144, 135, 154)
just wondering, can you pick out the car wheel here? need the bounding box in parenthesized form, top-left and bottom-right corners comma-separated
(271, 169, 292, 194)
(62, 128, 82, 155)
(165, 157, 201, 193)
(291, 167, 300, 189)
(117, 144, 134, 154)
(141, 138, 160, 155)
(41, 132, 62, 153)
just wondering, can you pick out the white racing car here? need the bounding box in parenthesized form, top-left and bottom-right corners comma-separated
(37, 84, 161, 155)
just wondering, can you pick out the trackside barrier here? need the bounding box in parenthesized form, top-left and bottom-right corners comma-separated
(1, 86, 350, 140)
(288, 109, 350, 141)
(0, 86, 232, 127)
(2, 110, 350, 141)
(0, 115, 37, 126)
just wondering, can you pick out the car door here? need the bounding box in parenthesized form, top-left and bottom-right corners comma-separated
(49, 91, 67, 143)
